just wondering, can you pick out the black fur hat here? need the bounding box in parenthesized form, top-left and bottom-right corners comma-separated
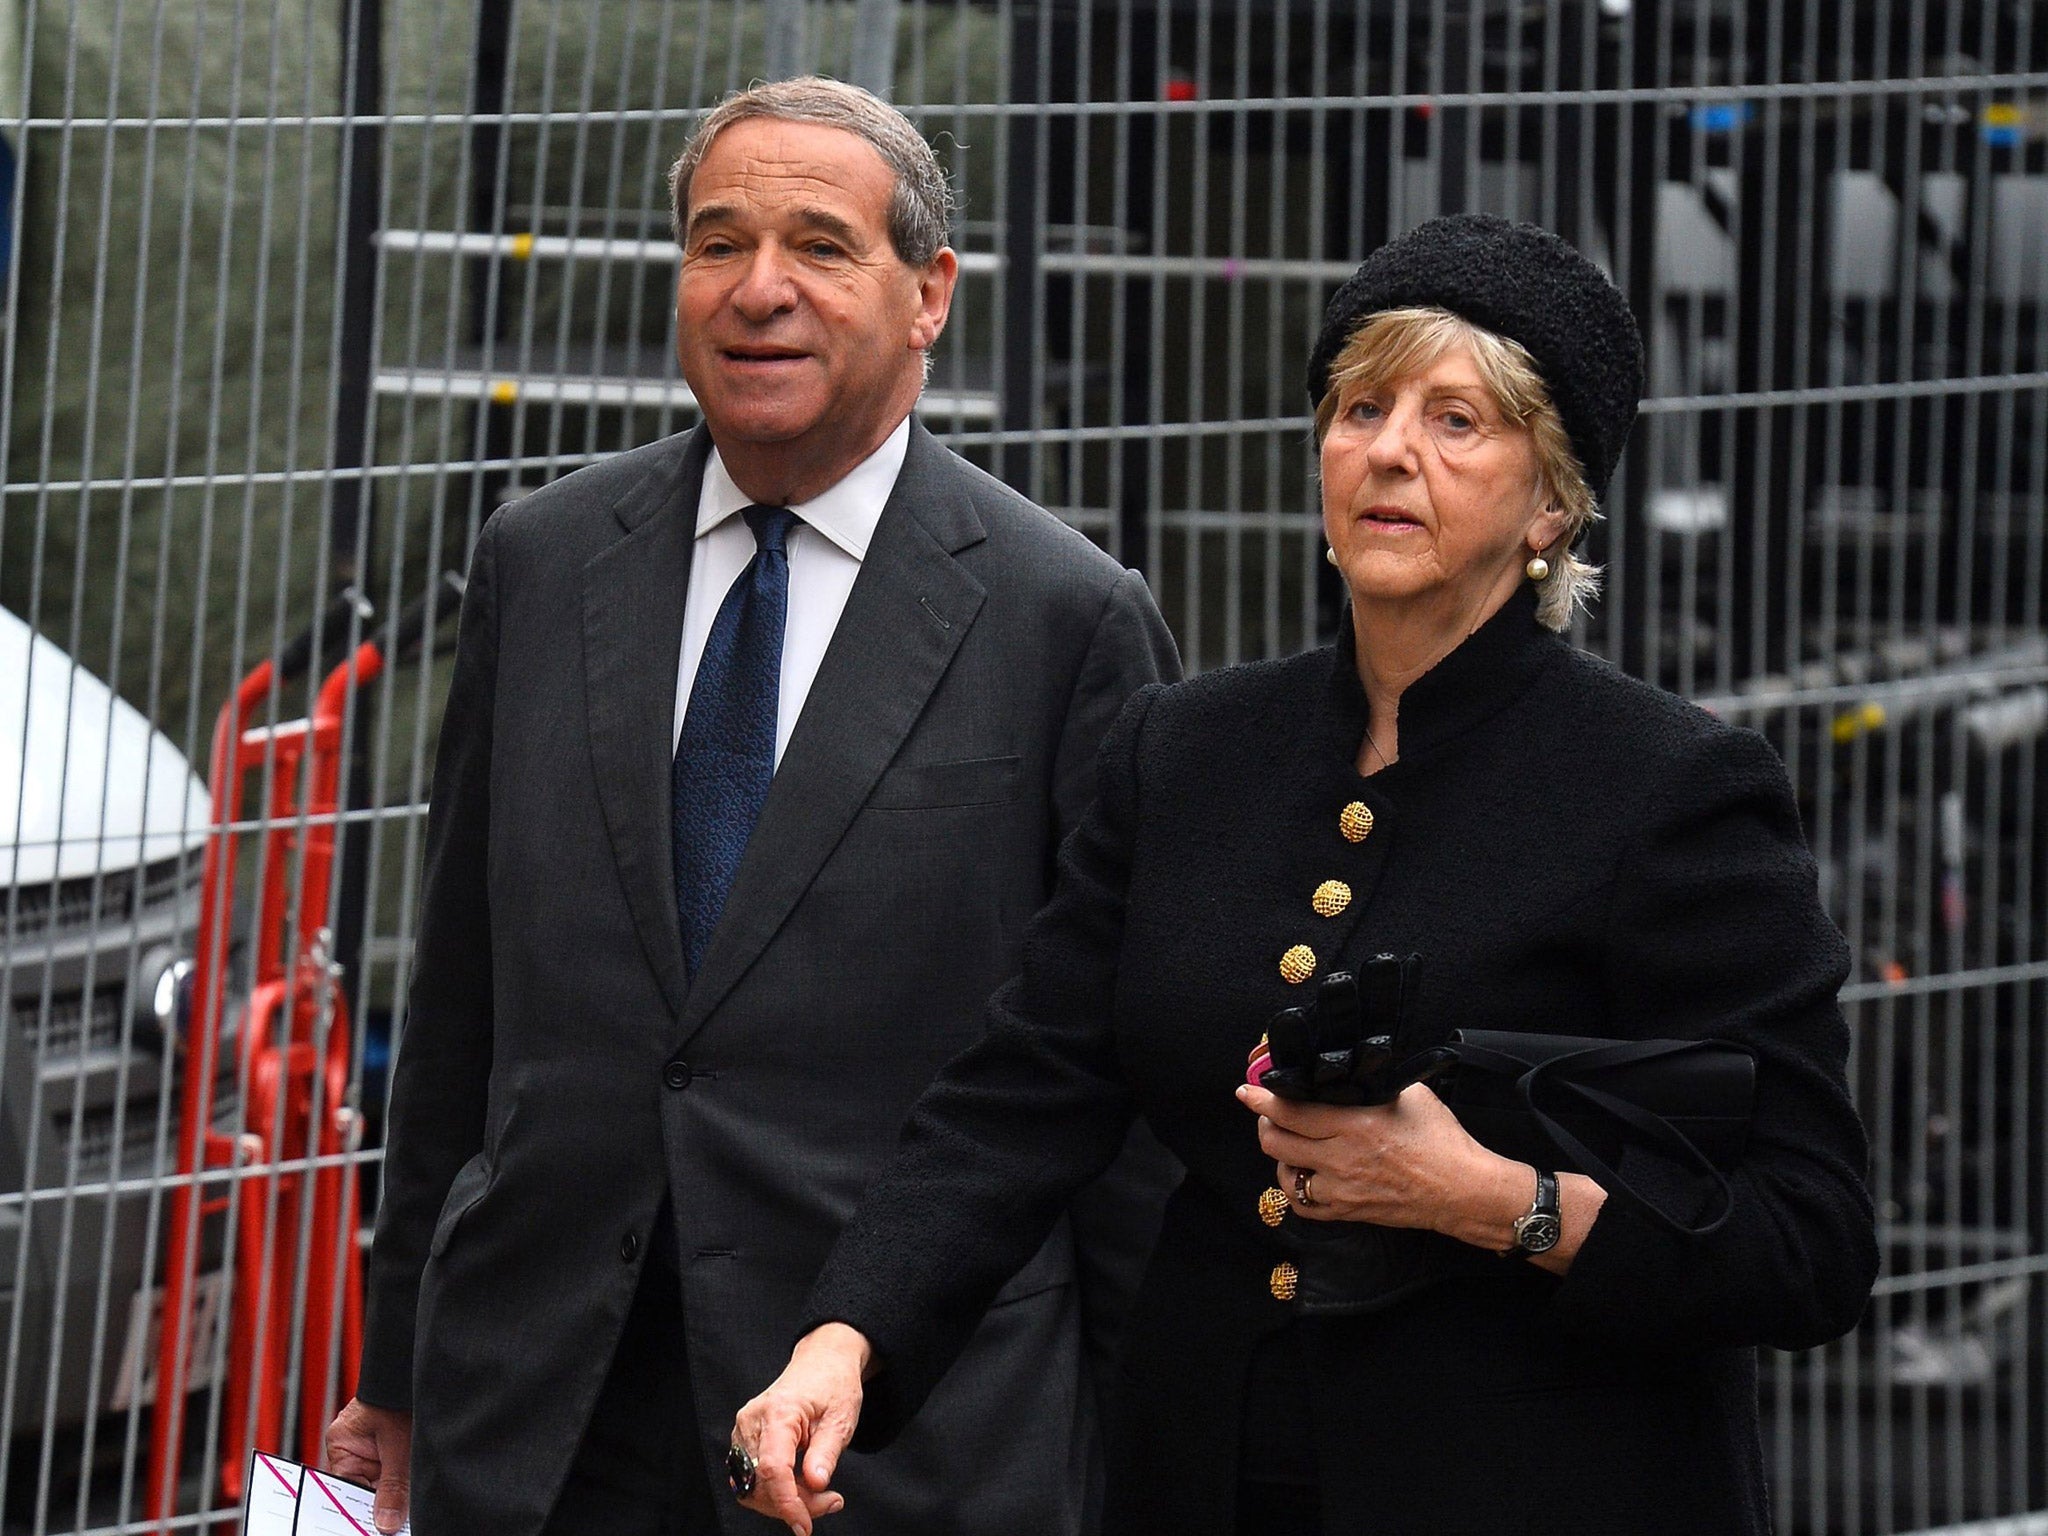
(1305, 214, 1645, 504)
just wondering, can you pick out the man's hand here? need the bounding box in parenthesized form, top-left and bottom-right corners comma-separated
(729, 1323, 872, 1535)
(325, 1398, 414, 1534)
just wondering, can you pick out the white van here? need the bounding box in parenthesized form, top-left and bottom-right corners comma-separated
(1, 605, 232, 1435)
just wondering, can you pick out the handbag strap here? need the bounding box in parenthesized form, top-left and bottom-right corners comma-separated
(1454, 1037, 1739, 1240)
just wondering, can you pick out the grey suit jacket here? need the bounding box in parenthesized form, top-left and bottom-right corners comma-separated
(359, 420, 1182, 1535)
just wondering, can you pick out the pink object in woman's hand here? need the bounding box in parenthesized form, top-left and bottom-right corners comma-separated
(1245, 1035, 1272, 1088)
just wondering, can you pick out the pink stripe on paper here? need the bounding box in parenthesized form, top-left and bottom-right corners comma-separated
(310, 1470, 379, 1536)
(257, 1454, 300, 1498)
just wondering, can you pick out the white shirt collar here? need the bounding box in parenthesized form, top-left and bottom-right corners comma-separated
(694, 415, 911, 561)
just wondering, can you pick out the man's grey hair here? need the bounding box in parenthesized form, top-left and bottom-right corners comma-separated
(668, 76, 954, 267)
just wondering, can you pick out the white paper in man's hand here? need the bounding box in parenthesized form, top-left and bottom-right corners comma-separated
(242, 1451, 410, 1536)
(244, 1452, 304, 1536)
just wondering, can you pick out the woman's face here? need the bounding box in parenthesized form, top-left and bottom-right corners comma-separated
(1320, 342, 1566, 622)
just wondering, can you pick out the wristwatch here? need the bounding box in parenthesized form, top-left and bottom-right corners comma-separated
(1507, 1168, 1561, 1259)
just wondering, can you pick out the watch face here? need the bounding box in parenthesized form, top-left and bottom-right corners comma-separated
(1515, 1213, 1562, 1254)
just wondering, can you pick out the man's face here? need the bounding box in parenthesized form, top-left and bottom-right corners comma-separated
(675, 117, 955, 495)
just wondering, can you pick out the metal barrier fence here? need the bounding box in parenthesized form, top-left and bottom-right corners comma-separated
(1, 1, 2043, 1531)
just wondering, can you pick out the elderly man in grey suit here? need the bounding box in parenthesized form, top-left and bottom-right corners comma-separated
(323, 76, 1179, 1536)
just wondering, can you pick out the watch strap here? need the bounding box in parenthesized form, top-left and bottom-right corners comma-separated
(1507, 1167, 1561, 1259)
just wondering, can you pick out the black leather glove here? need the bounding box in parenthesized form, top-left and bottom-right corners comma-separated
(1255, 955, 1454, 1106)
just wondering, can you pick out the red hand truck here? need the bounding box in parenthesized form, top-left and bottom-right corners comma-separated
(146, 578, 458, 1525)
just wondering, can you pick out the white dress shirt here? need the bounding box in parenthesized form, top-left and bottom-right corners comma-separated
(672, 416, 910, 766)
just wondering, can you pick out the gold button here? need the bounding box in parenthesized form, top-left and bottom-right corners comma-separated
(1269, 1262, 1299, 1301)
(1311, 879, 1351, 917)
(1257, 1187, 1289, 1228)
(1279, 944, 1317, 984)
(1339, 801, 1375, 842)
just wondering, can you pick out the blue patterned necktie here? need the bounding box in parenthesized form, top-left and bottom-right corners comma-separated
(672, 505, 798, 977)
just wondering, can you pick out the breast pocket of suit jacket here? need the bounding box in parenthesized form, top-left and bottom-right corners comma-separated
(806, 752, 1032, 1052)
(428, 1151, 494, 1259)
(864, 753, 1022, 811)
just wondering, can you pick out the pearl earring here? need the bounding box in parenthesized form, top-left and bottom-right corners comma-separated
(1525, 555, 1551, 582)
(1325, 546, 1338, 567)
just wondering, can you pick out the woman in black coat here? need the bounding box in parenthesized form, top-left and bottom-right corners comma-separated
(731, 215, 1878, 1536)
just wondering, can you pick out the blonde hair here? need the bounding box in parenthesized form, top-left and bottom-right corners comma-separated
(1313, 306, 1601, 631)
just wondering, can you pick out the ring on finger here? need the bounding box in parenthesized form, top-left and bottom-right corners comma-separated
(725, 1444, 758, 1499)
(1293, 1167, 1318, 1208)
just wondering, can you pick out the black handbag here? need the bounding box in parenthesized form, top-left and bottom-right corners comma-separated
(1440, 1029, 1755, 1239)
(1252, 961, 1757, 1245)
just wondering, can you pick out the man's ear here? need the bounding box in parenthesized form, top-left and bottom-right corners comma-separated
(909, 248, 960, 351)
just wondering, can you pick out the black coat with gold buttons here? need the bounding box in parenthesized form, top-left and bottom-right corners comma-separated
(806, 584, 1877, 1536)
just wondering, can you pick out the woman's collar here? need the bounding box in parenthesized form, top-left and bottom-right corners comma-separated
(1323, 583, 1563, 769)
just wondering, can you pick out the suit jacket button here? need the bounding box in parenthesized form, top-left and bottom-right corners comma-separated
(663, 1060, 693, 1090)
(620, 1232, 641, 1264)
(1311, 879, 1351, 917)
(1339, 801, 1375, 842)
(1269, 1262, 1299, 1301)
(1279, 944, 1317, 984)
(1257, 1188, 1289, 1228)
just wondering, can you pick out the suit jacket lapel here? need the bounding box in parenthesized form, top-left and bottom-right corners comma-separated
(583, 427, 712, 1022)
(679, 420, 988, 1036)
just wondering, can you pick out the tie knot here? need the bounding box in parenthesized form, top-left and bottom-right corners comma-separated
(743, 504, 798, 556)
